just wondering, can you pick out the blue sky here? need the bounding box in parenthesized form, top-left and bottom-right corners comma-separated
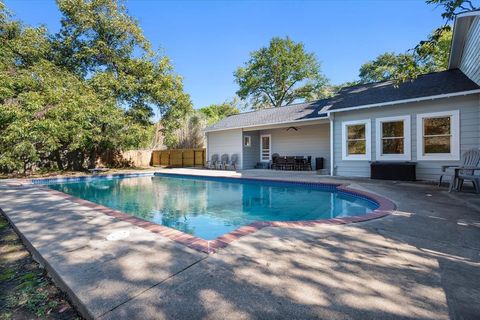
(5, 0, 446, 109)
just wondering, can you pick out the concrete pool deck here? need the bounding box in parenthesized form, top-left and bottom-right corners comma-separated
(1, 168, 480, 319)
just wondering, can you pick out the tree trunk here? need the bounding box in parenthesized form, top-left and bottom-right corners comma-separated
(55, 151, 64, 171)
(88, 149, 97, 169)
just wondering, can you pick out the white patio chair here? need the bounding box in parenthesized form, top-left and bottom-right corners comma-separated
(205, 154, 219, 169)
(225, 154, 238, 170)
(220, 154, 229, 170)
(438, 149, 480, 193)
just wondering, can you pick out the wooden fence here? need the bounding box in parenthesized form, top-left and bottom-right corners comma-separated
(151, 148, 206, 167)
(99, 149, 152, 168)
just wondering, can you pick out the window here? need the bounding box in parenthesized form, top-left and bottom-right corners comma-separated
(244, 135, 251, 147)
(416, 110, 460, 161)
(342, 120, 371, 160)
(375, 115, 411, 160)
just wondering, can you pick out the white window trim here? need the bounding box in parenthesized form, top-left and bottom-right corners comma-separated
(244, 135, 251, 147)
(260, 134, 271, 162)
(375, 115, 411, 161)
(416, 110, 460, 161)
(342, 119, 371, 161)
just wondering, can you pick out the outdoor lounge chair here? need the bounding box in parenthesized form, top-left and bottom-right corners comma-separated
(220, 154, 229, 170)
(294, 156, 307, 170)
(225, 154, 238, 170)
(285, 156, 296, 171)
(438, 148, 480, 193)
(271, 153, 280, 170)
(457, 169, 480, 193)
(275, 157, 287, 170)
(307, 156, 312, 171)
(205, 154, 219, 169)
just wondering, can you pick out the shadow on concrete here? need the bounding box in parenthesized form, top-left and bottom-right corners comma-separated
(103, 180, 479, 319)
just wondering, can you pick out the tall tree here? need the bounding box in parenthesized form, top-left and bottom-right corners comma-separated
(359, 53, 414, 83)
(397, 0, 477, 81)
(199, 99, 242, 125)
(358, 1, 476, 84)
(0, 0, 191, 174)
(0, 10, 146, 173)
(170, 112, 207, 149)
(53, 0, 192, 126)
(358, 27, 453, 84)
(408, 0, 477, 76)
(234, 37, 327, 109)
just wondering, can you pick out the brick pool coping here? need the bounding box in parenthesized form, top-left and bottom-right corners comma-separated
(21, 173, 396, 254)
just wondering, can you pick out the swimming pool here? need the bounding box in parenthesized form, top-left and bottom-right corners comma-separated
(42, 173, 379, 240)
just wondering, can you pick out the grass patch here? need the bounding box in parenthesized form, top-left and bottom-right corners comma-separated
(0, 268, 16, 281)
(0, 218, 9, 230)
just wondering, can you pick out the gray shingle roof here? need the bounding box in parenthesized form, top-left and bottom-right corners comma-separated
(206, 100, 329, 131)
(206, 69, 479, 132)
(327, 69, 479, 111)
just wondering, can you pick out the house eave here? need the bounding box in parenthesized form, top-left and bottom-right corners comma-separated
(204, 116, 329, 133)
(327, 89, 480, 115)
(448, 10, 480, 69)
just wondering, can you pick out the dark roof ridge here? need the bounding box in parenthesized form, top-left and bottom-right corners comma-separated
(336, 69, 462, 91)
(227, 99, 321, 117)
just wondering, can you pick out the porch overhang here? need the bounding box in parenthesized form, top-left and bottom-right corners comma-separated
(204, 117, 329, 133)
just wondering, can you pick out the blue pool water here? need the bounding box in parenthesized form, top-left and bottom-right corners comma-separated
(45, 174, 378, 240)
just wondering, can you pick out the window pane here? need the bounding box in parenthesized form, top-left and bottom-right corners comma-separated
(347, 124, 365, 139)
(262, 137, 269, 148)
(424, 117, 450, 136)
(382, 138, 404, 154)
(424, 136, 450, 154)
(347, 140, 366, 155)
(382, 121, 403, 138)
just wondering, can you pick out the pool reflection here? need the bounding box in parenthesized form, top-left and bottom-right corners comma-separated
(47, 176, 376, 240)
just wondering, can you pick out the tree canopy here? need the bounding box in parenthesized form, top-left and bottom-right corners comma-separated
(358, 27, 452, 84)
(198, 100, 241, 125)
(234, 37, 327, 109)
(359, 53, 414, 84)
(426, 0, 477, 22)
(0, 0, 190, 174)
(53, 0, 192, 125)
(358, 0, 477, 84)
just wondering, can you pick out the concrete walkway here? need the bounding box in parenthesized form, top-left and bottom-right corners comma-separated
(1, 169, 479, 319)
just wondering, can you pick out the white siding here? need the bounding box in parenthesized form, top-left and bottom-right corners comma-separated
(332, 95, 480, 181)
(460, 16, 480, 85)
(206, 129, 243, 169)
(259, 123, 330, 172)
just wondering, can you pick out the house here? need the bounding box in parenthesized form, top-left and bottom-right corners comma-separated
(205, 10, 480, 181)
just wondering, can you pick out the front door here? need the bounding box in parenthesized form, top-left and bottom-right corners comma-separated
(260, 134, 271, 162)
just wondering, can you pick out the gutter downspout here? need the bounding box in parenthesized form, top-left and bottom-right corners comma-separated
(329, 112, 334, 176)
